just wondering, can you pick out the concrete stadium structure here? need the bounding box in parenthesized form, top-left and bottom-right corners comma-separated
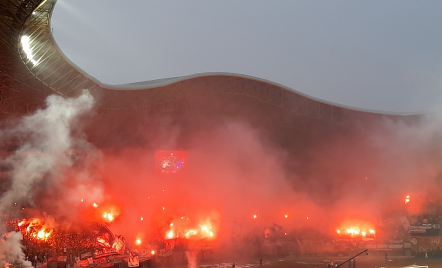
(0, 0, 419, 152)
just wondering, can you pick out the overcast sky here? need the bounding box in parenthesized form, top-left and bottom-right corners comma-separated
(51, 1, 442, 113)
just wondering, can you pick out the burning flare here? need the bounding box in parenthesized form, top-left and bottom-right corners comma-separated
(164, 218, 216, 240)
(15, 218, 53, 242)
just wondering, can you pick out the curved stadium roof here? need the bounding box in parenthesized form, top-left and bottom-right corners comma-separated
(0, 0, 420, 150)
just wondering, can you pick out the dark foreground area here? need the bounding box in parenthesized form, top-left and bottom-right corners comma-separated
(185, 256, 442, 268)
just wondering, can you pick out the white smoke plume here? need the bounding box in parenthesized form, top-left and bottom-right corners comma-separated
(0, 90, 99, 267)
(185, 251, 198, 268)
(0, 232, 32, 268)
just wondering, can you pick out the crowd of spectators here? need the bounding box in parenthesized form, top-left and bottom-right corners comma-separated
(4, 219, 100, 267)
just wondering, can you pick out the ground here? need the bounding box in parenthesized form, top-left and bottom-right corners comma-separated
(188, 256, 442, 268)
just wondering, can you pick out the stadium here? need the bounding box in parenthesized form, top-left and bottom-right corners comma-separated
(1, 1, 442, 268)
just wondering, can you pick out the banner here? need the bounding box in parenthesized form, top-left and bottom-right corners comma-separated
(96, 225, 115, 249)
(80, 252, 93, 260)
(409, 226, 427, 233)
(400, 217, 441, 234)
(75, 255, 116, 268)
(93, 257, 114, 268)
(128, 255, 139, 268)
(76, 260, 89, 268)
(111, 235, 126, 254)
(410, 236, 442, 252)
(423, 224, 441, 230)
(360, 244, 403, 250)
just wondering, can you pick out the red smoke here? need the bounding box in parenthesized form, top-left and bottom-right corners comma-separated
(6, 101, 442, 259)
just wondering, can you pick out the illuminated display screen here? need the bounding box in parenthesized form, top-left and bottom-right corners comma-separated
(155, 151, 188, 174)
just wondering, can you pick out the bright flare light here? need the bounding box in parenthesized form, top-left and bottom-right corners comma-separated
(17, 219, 52, 241)
(284, 215, 288, 218)
(103, 212, 114, 222)
(21, 36, 38, 65)
(341, 227, 374, 237)
(136, 238, 141, 245)
(167, 231, 174, 239)
(253, 215, 257, 219)
(93, 203, 98, 207)
(151, 250, 155, 255)
(347, 228, 355, 234)
(37, 230, 44, 238)
(166, 218, 216, 240)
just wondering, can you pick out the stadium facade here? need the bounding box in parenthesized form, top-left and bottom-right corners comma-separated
(0, 0, 419, 152)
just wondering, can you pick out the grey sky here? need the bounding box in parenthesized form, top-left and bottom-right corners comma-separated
(51, 1, 442, 113)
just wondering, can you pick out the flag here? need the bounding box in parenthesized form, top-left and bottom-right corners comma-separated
(128, 253, 139, 268)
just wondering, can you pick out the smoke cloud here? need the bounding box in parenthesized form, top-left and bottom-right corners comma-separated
(95, 110, 442, 260)
(1, 232, 31, 268)
(0, 90, 101, 267)
(0, 88, 442, 266)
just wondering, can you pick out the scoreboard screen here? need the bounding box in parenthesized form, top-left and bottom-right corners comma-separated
(155, 151, 188, 174)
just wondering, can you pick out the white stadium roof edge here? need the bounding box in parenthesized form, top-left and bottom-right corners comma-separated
(0, 0, 427, 149)
(47, 7, 424, 117)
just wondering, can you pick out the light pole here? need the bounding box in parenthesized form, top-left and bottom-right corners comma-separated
(336, 249, 368, 268)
